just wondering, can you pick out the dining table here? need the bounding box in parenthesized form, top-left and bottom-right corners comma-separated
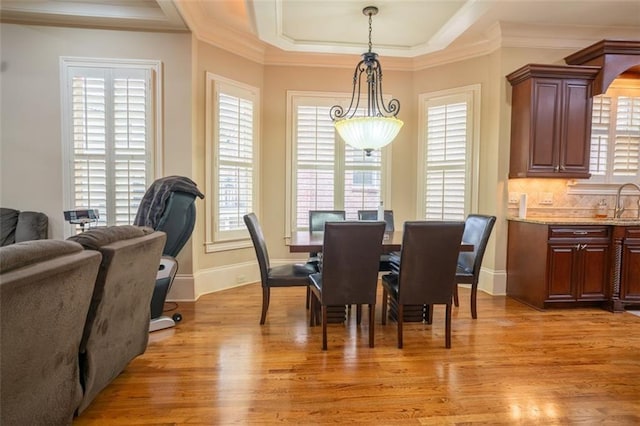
(289, 230, 474, 324)
(288, 231, 474, 253)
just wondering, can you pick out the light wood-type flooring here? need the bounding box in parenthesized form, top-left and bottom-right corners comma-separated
(74, 283, 640, 425)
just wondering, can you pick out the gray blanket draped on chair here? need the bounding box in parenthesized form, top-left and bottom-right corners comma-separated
(133, 176, 204, 229)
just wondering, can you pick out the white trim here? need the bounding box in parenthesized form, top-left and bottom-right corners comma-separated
(205, 72, 261, 250)
(59, 56, 163, 238)
(416, 84, 481, 219)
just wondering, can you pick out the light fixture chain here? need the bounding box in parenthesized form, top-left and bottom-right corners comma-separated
(368, 11, 373, 53)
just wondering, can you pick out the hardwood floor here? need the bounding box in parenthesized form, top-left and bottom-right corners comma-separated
(74, 283, 640, 425)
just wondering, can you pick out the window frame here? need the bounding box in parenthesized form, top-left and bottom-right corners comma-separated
(205, 72, 260, 253)
(60, 57, 162, 237)
(568, 77, 640, 195)
(285, 91, 392, 238)
(416, 84, 480, 220)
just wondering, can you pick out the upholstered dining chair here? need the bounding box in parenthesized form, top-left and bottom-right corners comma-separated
(243, 213, 316, 324)
(308, 221, 385, 350)
(357, 209, 395, 231)
(381, 221, 465, 349)
(453, 214, 496, 319)
(358, 209, 395, 271)
(307, 210, 346, 268)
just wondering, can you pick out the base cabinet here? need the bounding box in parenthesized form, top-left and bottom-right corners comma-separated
(507, 221, 610, 309)
(611, 226, 640, 311)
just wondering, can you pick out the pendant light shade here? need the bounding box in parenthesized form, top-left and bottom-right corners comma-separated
(330, 6, 403, 156)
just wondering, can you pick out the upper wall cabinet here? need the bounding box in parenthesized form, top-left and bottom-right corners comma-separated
(507, 64, 600, 179)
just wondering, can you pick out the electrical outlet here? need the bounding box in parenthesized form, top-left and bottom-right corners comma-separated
(539, 192, 553, 205)
(508, 192, 520, 204)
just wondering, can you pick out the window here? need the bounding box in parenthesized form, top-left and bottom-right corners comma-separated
(417, 85, 480, 220)
(205, 73, 259, 251)
(286, 92, 390, 233)
(588, 79, 640, 184)
(61, 58, 161, 234)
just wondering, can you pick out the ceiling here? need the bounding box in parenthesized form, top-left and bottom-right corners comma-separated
(1, 0, 639, 65)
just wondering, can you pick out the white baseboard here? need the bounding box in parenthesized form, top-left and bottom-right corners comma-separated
(478, 267, 507, 296)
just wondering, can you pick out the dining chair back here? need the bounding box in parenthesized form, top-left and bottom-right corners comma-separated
(309, 210, 346, 232)
(244, 213, 316, 324)
(306, 210, 346, 272)
(453, 214, 496, 319)
(357, 209, 395, 231)
(358, 209, 395, 271)
(308, 221, 385, 350)
(381, 221, 465, 348)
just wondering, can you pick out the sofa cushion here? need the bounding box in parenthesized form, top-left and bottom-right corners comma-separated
(15, 211, 49, 242)
(0, 239, 83, 273)
(0, 208, 19, 246)
(67, 225, 153, 250)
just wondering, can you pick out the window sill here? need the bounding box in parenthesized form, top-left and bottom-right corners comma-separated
(205, 239, 252, 253)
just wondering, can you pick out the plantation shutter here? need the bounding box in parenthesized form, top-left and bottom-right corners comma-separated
(215, 83, 256, 240)
(68, 66, 152, 227)
(295, 105, 336, 228)
(292, 96, 387, 230)
(423, 98, 468, 220)
(613, 96, 640, 177)
(588, 91, 640, 183)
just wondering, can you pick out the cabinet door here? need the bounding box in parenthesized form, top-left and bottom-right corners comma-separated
(547, 244, 576, 300)
(529, 79, 561, 174)
(620, 241, 640, 303)
(558, 80, 592, 176)
(577, 243, 609, 300)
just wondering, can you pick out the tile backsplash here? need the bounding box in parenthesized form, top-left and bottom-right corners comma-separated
(507, 178, 640, 219)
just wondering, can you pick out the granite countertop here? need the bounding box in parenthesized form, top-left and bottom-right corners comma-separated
(508, 216, 640, 226)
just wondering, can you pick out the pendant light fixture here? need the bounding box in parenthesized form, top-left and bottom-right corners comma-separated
(330, 5, 403, 156)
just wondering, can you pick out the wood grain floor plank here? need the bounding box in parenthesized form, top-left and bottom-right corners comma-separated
(74, 283, 640, 425)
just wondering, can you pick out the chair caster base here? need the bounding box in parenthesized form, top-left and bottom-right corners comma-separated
(149, 315, 176, 332)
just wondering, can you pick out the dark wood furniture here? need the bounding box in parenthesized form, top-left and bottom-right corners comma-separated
(610, 225, 640, 311)
(506, 64, 599, 179)
(507, 220, 640, 312)
(288, 231, 473, 253)
(507, 221, 610, 309)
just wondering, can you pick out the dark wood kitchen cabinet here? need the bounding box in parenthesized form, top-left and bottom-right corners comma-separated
(506, 64, 600, 179)
(507, 221, 610, 309)
(610, 226, 640, 311)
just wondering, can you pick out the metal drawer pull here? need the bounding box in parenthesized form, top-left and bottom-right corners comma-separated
(573, 231, 588, 235)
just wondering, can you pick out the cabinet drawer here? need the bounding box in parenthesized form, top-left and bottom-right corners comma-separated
(623, 227, 640, 240)
(548, 226, 610, 239)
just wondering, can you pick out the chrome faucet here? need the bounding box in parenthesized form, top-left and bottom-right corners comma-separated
(613, 182, 640, 219)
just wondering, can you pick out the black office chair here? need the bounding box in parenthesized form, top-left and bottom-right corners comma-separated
(244, 213, 316, 324)
(308, 221, 385, 350)
(134, 176, 204, 331)
(358, 209, 395, 271)
(381, 221, 465, 349)
(453, 214, 496, 319)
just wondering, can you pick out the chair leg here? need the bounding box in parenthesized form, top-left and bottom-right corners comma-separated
(322, 305, 328, 350)
(445, 303, 452, 349)
(397, 303, 404, 349)
(453, 283, 459, 307)
(427, 304, 434, 325)
(368, 303, 375, 348)
(381, 288, 388, 325)
(356, 304, 362, 325)
(306, 286, 310, 309)
(471, 281, 478, 319)
(309, 292, 315, 327)
(260, 287, 270, 325)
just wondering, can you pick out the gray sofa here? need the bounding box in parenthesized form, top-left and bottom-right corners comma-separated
(0, 239, 102, 426)
(0, 207, 48, 246)
(0, 225, 166, 424)
(68, 225, 166, 414)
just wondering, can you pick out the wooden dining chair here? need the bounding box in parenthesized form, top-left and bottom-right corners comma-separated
(308, 221, 385, 350)
(453, 214, 496, 319)
(243, 213, 316, 324)
(381, 221, 465, 349)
